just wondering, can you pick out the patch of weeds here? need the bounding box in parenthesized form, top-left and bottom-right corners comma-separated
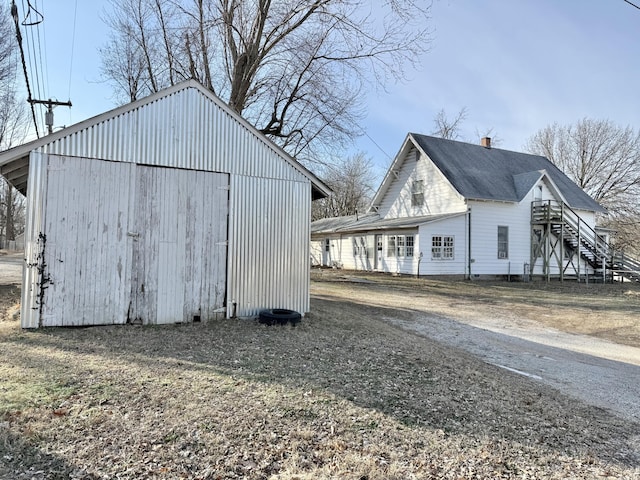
(162, 431, 181, 444)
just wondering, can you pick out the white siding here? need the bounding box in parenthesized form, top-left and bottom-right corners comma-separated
(228, 175, 311, 318)
(315, 231, 420, 275)
(310, 239, 323, 266)
(38, 85, 310, 187)
(24, 154, 229, 328)
(377, 147, 465, 219)
(21, 153, 48, 328)
(418, 215, 468, 275)
(18, 83, 320, 327)
(468, 200, 530, 277)
(468, 178, 598, 278)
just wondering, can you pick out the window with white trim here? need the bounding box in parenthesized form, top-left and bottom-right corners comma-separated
(411, 179, 424, 207)
(432, 235, 454, 260)
(387, 235, 414, 258)
(387, 236, 396, 257)
(406, 235, 414, 257)
(498, 226, 509, 259)
(354, 237, 368, 256)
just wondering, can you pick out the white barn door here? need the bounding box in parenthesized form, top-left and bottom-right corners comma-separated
(37, 157, 228, 327)
(129, 165, 229, 325)
(39, 156, 134, 326)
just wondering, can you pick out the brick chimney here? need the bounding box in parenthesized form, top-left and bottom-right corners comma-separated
(481, 137, 491, 148)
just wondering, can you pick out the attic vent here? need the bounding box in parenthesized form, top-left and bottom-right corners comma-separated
(481, 137, 491, 148)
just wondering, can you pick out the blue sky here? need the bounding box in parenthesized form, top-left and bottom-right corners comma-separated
(15, 0, 640, 180)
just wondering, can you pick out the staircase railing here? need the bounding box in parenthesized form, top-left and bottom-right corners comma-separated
(531, 200, 640, 282)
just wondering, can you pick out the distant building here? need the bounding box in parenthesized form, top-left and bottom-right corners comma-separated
(312, 134, 639, 281)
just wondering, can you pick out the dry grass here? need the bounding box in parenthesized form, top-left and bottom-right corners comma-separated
(311, 269, 640, 348)
(0, 279, 639, 479)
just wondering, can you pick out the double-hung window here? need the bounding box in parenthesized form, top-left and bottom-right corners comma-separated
(432, 235, 454, 260)
(411, 180, 424, 207)
(387, 235, 414, 258)
(498, 226, 509, 259)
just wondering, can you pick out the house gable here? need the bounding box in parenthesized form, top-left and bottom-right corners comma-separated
(370, 136, 466, 218)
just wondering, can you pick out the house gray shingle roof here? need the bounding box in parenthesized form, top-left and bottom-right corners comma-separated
(411, 134, 605, 212)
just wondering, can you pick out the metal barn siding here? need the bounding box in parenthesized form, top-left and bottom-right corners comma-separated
(128, 165, 228, 325)
(40, 155, 134, 327)
(21, 152, 48, 329)
(23, 154, 229, 328)
(228, 174, 312, 318)
(39, 85, 310, 186)
(6, 81, 328, 328)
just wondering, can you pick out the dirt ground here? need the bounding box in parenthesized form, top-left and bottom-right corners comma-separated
(1, 268, 639, 478)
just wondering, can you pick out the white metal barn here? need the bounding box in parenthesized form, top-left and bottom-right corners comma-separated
(0, 80, 330, 328)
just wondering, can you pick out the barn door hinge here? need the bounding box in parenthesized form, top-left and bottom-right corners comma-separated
(217, 185, 230, 191)
(216, 241, 228, 246)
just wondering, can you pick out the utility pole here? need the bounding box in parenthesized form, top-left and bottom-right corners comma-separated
(29, 99, 73, 135)
(11, 0, 72, 136)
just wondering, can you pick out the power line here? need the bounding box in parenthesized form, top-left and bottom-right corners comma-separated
(364, 130, 393, 160)
(68, 0, 78, 102)
(623, 0, 640, 10)
(11, 0, 39, 137)
(22, 0, 44, 131)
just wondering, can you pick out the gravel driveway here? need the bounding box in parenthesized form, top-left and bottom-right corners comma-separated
(311, 271, 640, 424)
(384, 311, 640, 423)
(0, 252, 22, 285)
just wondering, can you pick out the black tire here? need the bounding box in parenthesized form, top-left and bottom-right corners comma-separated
(258, 308, 302, 326)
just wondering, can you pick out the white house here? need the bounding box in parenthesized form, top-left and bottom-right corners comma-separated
(0, 80, 330, 328)
(311, 134, 638, 281)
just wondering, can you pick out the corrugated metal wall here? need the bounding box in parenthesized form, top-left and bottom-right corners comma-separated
(21, 152, 47, 328)
(41, 155, 134, 327)
(21, 83, 315, 326)
(25, 154, 231, 328)
(38, 86, 309, 186)
(228, 175, 311, 317)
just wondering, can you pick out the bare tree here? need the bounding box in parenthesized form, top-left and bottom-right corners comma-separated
(431, 107, 467, 140)
(100, 0, 432, 159)
(312, 153, 375, 220)
(431, 107, 502, 146)
(526, 118, 640, 252)
(0, 3, 28, 246)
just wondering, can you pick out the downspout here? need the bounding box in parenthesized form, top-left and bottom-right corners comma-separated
(466, 207, 472, 279)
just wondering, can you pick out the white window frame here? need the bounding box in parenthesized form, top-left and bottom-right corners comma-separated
(498, 226, 509, 259)
(411, 179, 425, 207)
(387, 234, 414, 258)
(432, 235, 454, 260)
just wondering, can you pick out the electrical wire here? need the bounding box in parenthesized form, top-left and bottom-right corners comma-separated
(21, 0, 49, 135)
(364, 130, 392, 160)
(36, 0, 50, 101)
(22, 0, 44, 132)
(11, 0, 39, 137)
(623, 0, 640, 10)
(68, 0, 79, 123)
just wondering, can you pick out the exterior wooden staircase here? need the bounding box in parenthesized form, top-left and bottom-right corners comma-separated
(531, 200, 640, 282)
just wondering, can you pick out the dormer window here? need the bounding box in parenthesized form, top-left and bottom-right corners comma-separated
(411, 179, 424, 207)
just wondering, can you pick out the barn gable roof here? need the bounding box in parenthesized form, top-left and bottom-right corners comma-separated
(371, 134, 604, 213)
(0, 80, 330, 199)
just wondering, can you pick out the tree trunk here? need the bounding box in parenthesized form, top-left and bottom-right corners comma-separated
(5, 182, 14, 241)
